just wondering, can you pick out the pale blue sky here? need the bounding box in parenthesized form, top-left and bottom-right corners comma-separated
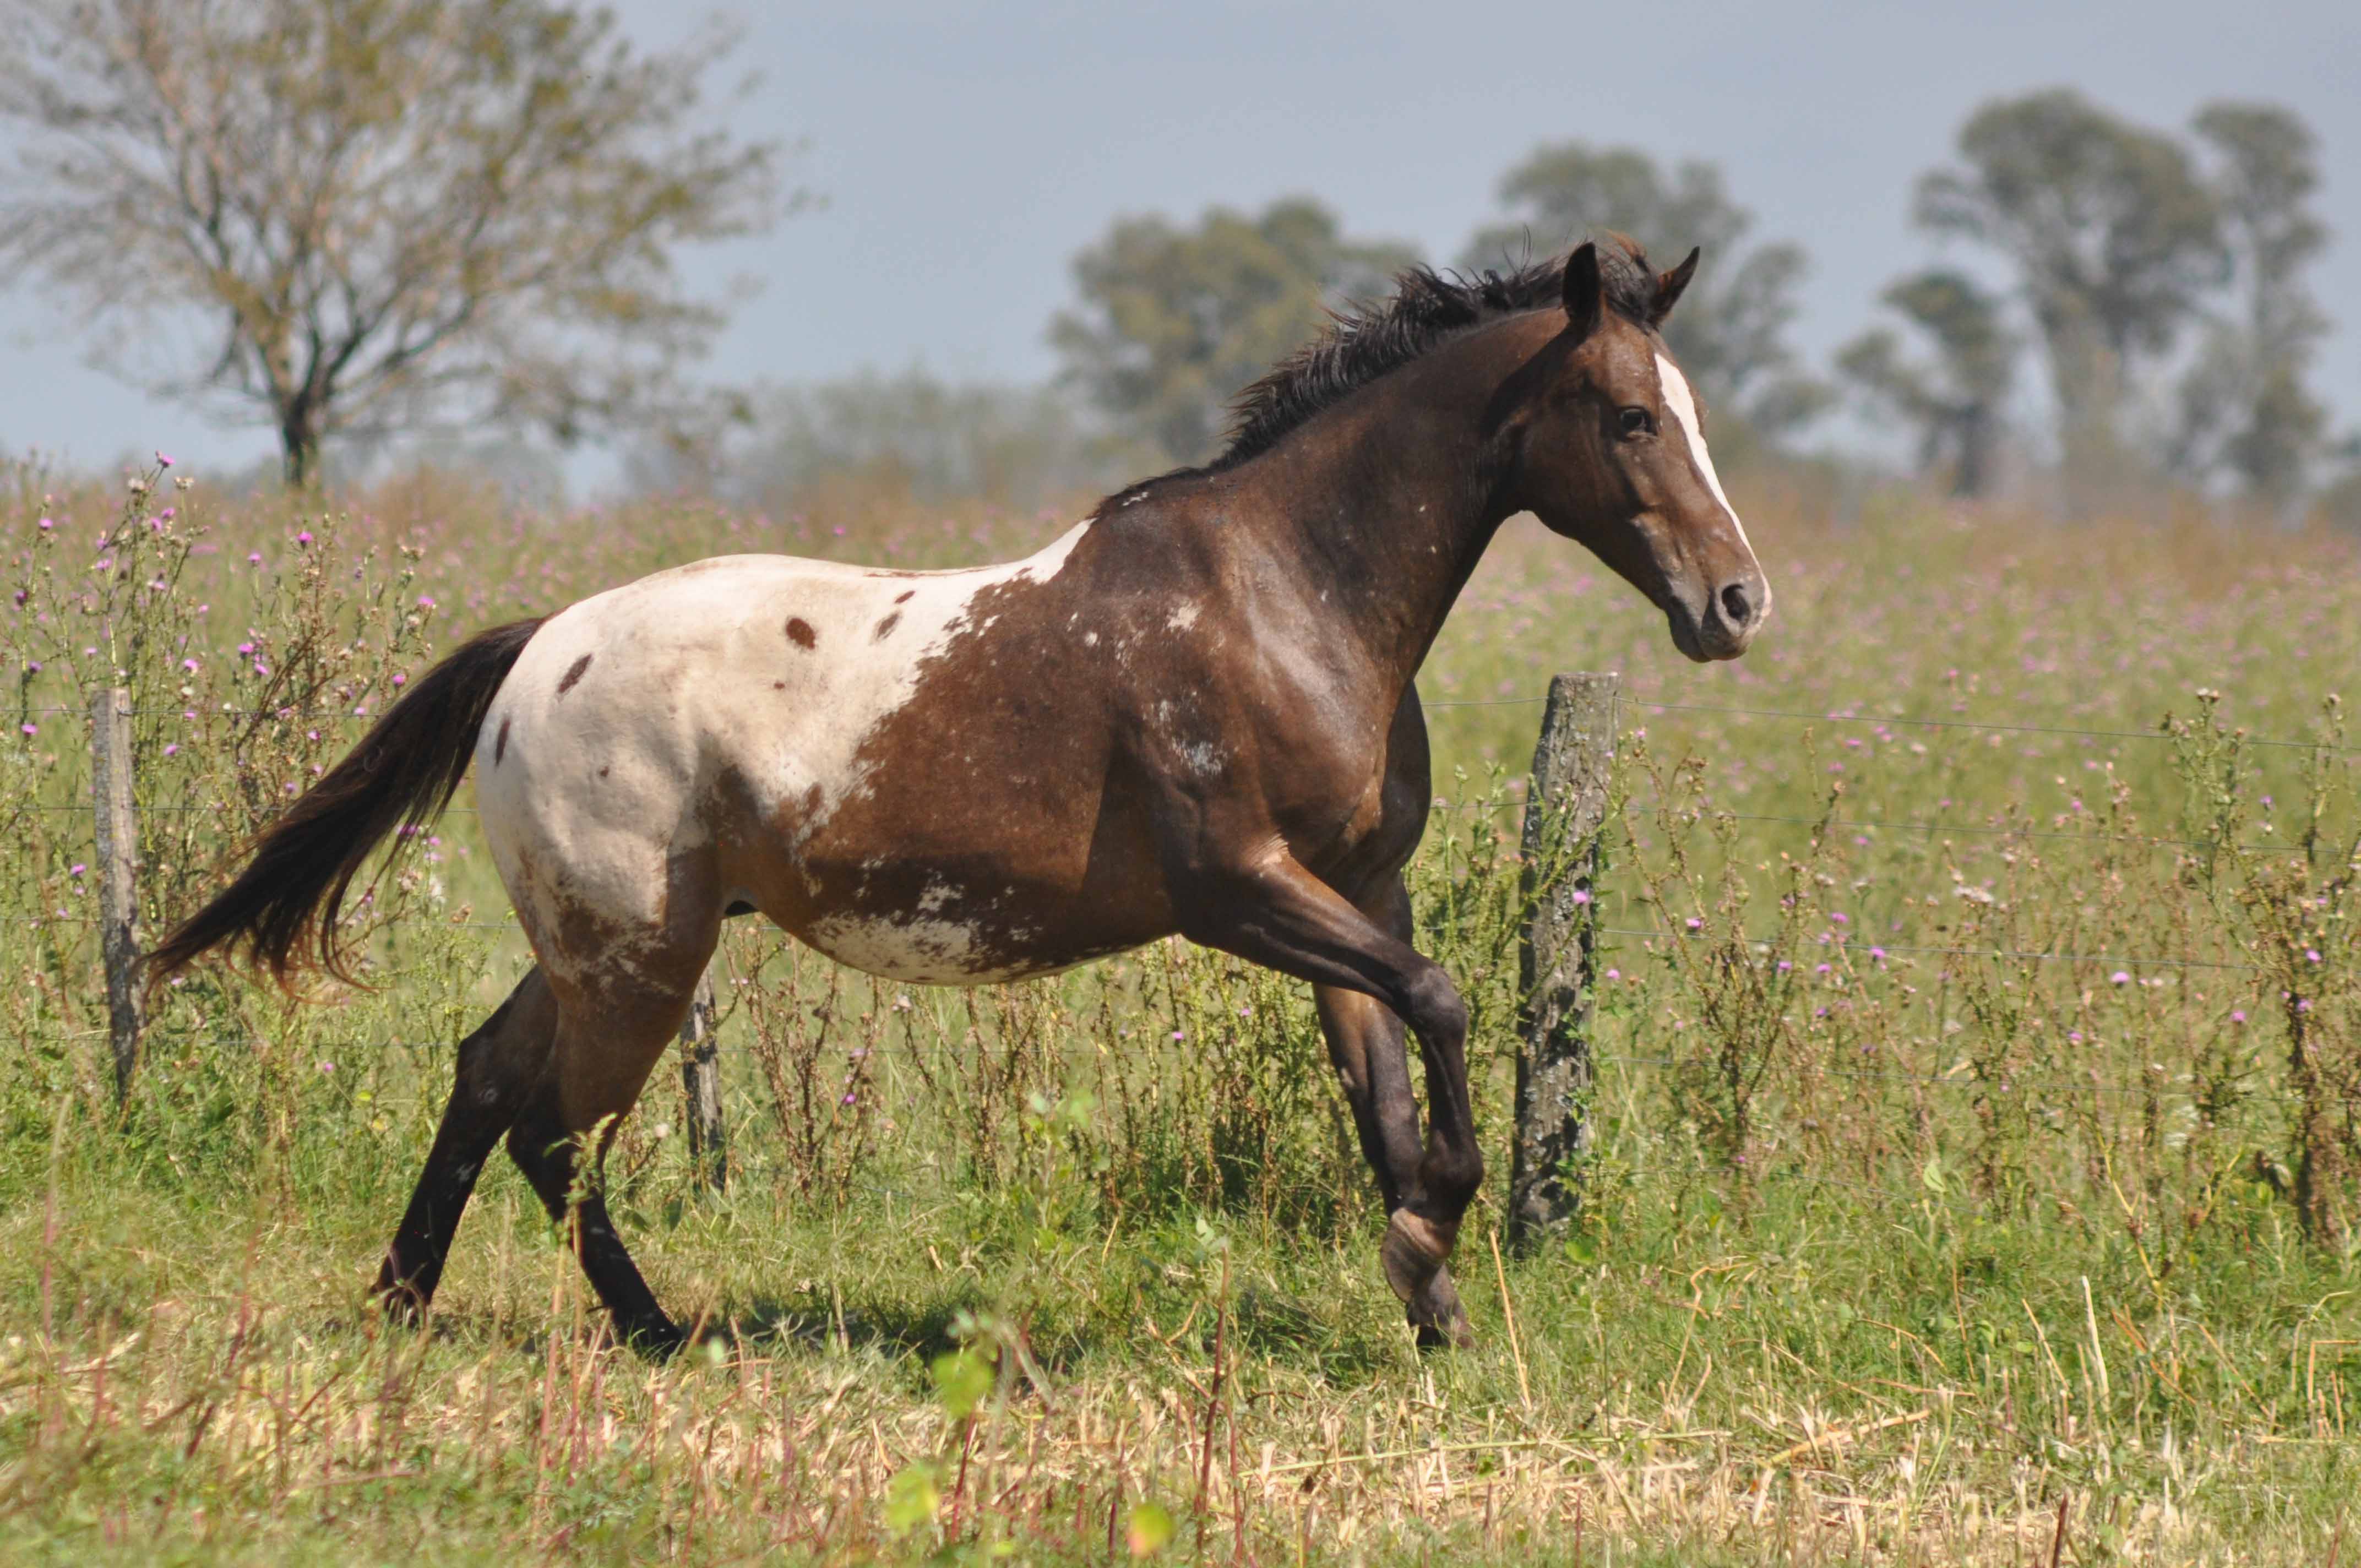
(2, 0, 2354, 486)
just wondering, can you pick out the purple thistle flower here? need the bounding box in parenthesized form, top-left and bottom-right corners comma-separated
(2110, 971, 2131, 986)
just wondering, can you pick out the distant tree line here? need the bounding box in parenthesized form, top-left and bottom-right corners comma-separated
(0, 9, 2343, 517)
(1050, 90, 2340, 516)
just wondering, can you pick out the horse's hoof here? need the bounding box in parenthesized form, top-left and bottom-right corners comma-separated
(1380, 1209, 1458, 1304)
(373, 1277, 429, 1329)
(1406, 1267, 1475, 1351)
(617, 1317, 686, 1362)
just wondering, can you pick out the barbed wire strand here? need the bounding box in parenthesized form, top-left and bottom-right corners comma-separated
(13, 686, 2351, 754)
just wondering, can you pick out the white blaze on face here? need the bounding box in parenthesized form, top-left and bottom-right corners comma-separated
(1653, 353, 1753, 554)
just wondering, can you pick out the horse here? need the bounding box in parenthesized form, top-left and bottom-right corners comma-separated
(150, 237, 1769, 1355)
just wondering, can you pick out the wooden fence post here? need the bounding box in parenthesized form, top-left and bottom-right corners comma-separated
(89, 687, 143, 1105)
(679, 961, 726, 1193)
(1509, 671, 1618, 1250)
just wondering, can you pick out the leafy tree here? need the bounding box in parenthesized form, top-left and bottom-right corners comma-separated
(1460, 141, 1829, 439)
(1051, 197, 1418, 465)
(0, 0, 789, 484)
(1914, 89, 2223, 494)
(2168, 102, 2331, 508)
(1837, 271, 2018, 497)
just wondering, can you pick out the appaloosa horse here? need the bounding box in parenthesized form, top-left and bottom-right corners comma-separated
(153, 237, 1768, 1354)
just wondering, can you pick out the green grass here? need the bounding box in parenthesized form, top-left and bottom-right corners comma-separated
(2, 459, 2359, 1562)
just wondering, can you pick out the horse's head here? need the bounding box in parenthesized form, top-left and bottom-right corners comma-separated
(1507, 238, 1769, 662)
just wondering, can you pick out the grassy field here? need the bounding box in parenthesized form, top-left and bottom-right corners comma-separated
(3, 456, 2360, 1564)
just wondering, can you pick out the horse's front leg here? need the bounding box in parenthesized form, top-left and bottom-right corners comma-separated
(1177, 851, 1481, 1346)
(1313, 873, 1472, 1346)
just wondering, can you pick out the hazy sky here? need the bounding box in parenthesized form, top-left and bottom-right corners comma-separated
(2, 0, 2354, 485)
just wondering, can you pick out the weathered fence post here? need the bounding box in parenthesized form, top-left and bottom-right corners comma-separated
(1509, 671, 1618, 1250)
(679, 961, 726, 1193)
(89, 686, 144, 1104)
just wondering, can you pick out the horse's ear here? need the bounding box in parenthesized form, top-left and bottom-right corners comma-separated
(1649, 247, 1701, 326)
(1563, 241, 1603, 341)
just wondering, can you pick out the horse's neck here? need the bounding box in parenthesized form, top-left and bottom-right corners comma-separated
(1242, 327, 1528, 696)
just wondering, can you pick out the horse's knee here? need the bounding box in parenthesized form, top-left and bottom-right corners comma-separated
(1397, 963, 1467, 1047)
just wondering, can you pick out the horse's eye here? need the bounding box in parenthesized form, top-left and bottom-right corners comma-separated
(1618, 406, 1653, 438)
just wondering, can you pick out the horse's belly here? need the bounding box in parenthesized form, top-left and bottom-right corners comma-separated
(794, 908, 1114, 986)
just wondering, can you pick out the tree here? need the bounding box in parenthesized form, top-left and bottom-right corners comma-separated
(0, 0, 787, 485)
(1837, 271, 2018, 497)
(2168, 102, 2331, 508)
(1051, 197, 1419, 465)
(1460, 142, 1829, 440)
(1914, 89, 2223, 495)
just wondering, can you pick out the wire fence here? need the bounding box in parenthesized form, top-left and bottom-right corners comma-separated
(12, 685, 2354, 751)
(1424, 688, 2358, 756)
(8, 680, 2330, 982)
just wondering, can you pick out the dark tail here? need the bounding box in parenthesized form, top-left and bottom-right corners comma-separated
(149, 617, 546, 988)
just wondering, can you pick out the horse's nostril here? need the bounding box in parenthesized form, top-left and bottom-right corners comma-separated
(1720, 582, 1753, 627)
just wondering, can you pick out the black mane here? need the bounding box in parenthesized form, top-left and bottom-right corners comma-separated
(1213, 237, 1661, 471)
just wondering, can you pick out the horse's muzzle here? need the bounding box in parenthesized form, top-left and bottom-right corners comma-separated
(1668, 570, 1770, 662)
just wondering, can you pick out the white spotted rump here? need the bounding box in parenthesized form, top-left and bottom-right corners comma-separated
(474, 522, 1092, 987)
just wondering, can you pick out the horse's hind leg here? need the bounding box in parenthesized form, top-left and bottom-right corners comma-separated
(374, 967, 559, 1320)
(503, 963, 712, 1359)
